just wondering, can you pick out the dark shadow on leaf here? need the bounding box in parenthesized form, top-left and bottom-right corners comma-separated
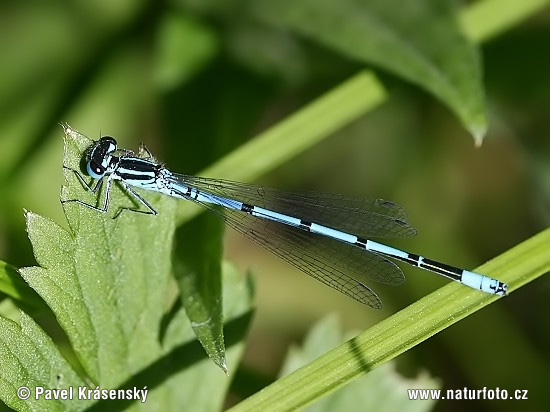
(158, 294, 183, 345)
(347, 335, 375, 374)
(85, 310, 253, 412)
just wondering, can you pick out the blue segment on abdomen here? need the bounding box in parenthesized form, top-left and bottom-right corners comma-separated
(365, 240, 409, 259)
(310, 223, 357, 243)
(252, 206, 302, 226)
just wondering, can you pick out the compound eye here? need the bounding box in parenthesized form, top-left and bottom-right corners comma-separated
(87, 161, 105, 179)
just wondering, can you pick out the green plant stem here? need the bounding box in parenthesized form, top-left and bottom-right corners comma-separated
(228, 229, 550, 412)
(176, 71, 386, 224)
(461, 0, 550, 42)
(176, 0, 549, 226)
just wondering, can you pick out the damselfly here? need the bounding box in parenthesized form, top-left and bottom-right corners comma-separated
(61, 130, 508, 308)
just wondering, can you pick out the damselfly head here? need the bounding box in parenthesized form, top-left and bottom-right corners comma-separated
(85, 136, 118, 179)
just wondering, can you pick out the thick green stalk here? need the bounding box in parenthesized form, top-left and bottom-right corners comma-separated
(228, 229, 550, 412)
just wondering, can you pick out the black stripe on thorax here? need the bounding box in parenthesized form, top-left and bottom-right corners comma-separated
(117, 172, 155, 181)
(118, 157, 159, 172)
(116, 158, 160, 181)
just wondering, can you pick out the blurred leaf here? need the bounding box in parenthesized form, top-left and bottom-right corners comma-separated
(154, 12, 219, 91)
(174, 213, 227, 372)
(0, 260, 43, 310)
(226, 20, 309, 85)
(254, 0, 487, 141)
(177, 70, 387, 223)
(0, 312, 90, 411)
(158, 262, 254, 411)
(229, 228, 550, 412)
(0, 1, 146, 183)
(280, 315, 440, 412)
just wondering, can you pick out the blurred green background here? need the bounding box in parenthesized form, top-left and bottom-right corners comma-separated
(0, 1, 548, 411)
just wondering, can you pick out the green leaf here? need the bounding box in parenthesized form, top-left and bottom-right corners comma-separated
(0, 312, 90, 411)
(280, 315, 440, 412)
(2, 125, 253, 411)
(174, 213, 227, 372)
(20, 125, 179, 386)
(254, 0, 487, 141)
(229, 228, 550, 412)
(86, 263, 254, 412)
(0, 263, 253, 412)
(159, 262, 254, 411)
